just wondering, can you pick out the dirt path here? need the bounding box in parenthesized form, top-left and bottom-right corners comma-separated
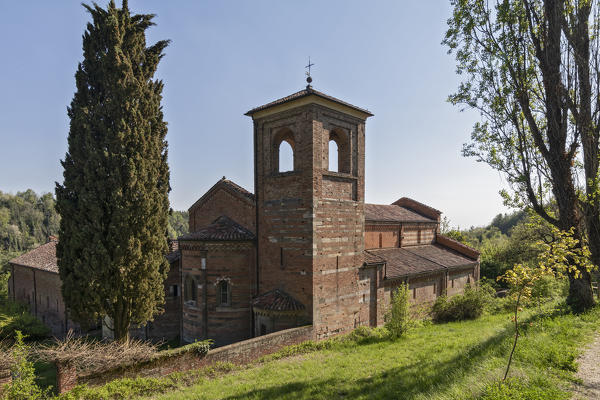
(573, 334, 600, 399)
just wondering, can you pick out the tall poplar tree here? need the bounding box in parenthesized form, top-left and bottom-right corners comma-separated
(444, 0, 600, 311)
(56, 0, 170, 341)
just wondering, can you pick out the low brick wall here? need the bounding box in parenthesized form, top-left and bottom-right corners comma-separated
(57, 325, 314, 393)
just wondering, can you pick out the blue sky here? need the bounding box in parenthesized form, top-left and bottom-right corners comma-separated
(0, 1, 510, 228)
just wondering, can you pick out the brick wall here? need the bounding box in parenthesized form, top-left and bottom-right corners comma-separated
(9, 265, 73, 338)
(365, 224, 400, 249)
(180, 241, 255, 346)
(190, 187, 255, 233)
(252, 102, 370, 340)
(58, 325, 314, 393)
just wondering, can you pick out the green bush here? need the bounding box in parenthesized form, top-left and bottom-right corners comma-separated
(431, 285, 488, 323)
(385, 283, 415, 338)
(0, 302, 50, 342)
(345, 326, 390, 344)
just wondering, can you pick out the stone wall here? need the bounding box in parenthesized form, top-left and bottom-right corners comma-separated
(56, 325, 314, 393)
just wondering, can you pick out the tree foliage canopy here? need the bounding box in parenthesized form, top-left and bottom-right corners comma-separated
(56, 0, 171, 340)
(445, 0, 600, 310)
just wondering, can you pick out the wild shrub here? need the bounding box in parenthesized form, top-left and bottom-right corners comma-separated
(0, 301, 50, 342)
(346, 326, 390, 344)
(385, 283, 415, 338)
(431, 285, 488, 323)
(35, 332, 158, 375)
(2, 331, 48, 400)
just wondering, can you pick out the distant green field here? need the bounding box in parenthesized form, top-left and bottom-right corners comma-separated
(61, 304, 600, 400)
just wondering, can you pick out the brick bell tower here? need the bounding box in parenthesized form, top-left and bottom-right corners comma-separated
(246, 79, 373, 339)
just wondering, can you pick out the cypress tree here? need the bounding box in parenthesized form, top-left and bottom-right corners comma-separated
(55, 0, 170, 341)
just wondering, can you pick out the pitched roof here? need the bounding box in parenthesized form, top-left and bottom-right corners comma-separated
(188, 177, 255, 213)
(252, 289, 305, 313)
(179, 215, 255, 241)
(365, 244, 478, 279)
(245, 86, 373, 117)
(11, 241, 183, 274)
(10, 241, 58, 273)
(363, 250, 386, 265)
(365, 203, 436, 223)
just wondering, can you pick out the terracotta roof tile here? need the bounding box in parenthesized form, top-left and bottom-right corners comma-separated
(10, 241, 58, 273)
(179, 215, 255, 241)
(245, 87, 373, 117)
(252, 289, 305, 312)
(11, 241, 184, 274)
(363, 250, 386, 265)
(365, 203, 436, 223)
(367, 244, 477, 279)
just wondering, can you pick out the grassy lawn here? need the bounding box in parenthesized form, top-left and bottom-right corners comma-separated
(63, 304, 600, 400)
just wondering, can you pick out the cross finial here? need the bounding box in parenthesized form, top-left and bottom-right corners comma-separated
(305, 57, 314, 88)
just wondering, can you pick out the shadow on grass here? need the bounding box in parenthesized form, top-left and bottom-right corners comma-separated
(220, 312, 554, 400)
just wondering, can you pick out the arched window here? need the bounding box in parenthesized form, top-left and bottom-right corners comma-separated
(273, 128, 295, 173)
(328, 129, 350, 173)
(218, 281, 231, 306)
(328, 140, 339, 172)
(279, 140, 294, 172)
(184, 275, 197, 303)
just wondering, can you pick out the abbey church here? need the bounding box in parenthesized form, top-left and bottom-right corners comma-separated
(8, 85, 480, 346)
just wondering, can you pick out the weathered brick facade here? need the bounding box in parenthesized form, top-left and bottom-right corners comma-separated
(9, 240, 181, 341)
(177, 86, 480, 346)
(8, 86, 480, 349)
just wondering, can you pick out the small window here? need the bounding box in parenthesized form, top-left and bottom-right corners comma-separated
(169, 285, 179, 297)
(218, 281, 230, 306)
(184, 276, 197, 303)
(328, 140, 339, 172)
(46, 296, 50, 309)
(279, 141, 294, 172)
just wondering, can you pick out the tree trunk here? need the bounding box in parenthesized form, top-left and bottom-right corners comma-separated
(566, 268, 595, 312)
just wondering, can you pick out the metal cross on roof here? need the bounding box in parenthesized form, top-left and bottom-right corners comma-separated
(305, 57, 314, 87)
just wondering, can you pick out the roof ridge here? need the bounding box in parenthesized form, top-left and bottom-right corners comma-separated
(245, 87, 373, 117)
(188, 177, 255, 212)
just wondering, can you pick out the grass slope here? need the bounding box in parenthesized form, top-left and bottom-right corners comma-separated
(62, 305, 600, 400)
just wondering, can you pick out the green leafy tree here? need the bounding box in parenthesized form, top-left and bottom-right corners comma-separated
(445, 0, 600, 311)
(167, 210, 189, 239)
(499, 263, 553, 381)
(385, 283, 415, 338)
(56, 0, 170, 341)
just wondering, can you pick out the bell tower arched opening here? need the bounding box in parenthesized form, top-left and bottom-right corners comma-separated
(272, 128, 296, 173)
(328, 128, 350, 174)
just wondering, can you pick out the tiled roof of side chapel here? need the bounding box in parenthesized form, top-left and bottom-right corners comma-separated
(364, 204, 435, 223)
(252, 289, 305, 313)
(364, 245, 478, 279)
(179, 215, 255, 241)
(10, 239, 181, 274)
